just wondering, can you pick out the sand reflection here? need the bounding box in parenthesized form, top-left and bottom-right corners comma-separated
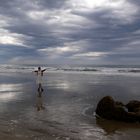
(0, 83, 22, 92)
(36, 84, 45, 111)
(0, 84, 22, 101)
(96, 117, 140, 135)
(47, 81, 70, 89)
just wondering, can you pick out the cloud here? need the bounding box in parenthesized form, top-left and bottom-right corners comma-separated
(72, 52, 108, 57)
(0, 0, 140, 65)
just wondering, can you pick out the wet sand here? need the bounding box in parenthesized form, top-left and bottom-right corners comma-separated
(0, 71, 140, 140)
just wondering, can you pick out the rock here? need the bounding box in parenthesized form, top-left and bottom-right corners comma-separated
(95, 96, 140, 123)
(95, 96, 116, 120)
(126, 100, 140, 113)
(115, 101, 124, 106)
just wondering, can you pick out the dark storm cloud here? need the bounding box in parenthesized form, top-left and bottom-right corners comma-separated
(0, 44, 38, 57)
(0, 0, 140, 65)
(36, 0, 67, 9)
(129, 0, 140, 5)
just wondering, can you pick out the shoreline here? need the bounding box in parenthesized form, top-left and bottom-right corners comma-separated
(0, 71, 140, 140)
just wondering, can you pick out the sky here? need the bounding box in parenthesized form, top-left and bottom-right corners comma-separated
(0, 0, 140, 65)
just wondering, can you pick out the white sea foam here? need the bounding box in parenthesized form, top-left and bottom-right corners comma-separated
(0, 64, 140, 75)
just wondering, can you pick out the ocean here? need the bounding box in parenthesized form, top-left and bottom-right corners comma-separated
(0, 64, 140, 140)
(1, 64, 140, 74)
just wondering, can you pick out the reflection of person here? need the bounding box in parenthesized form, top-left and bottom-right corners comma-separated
(34, 67, 46, 89)
(36, 87, 45, 111)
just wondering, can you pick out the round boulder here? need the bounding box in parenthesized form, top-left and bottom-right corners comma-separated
(95, 96, 140, 123)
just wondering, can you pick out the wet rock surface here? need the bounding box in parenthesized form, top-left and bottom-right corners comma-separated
(95, 96, 140, 122)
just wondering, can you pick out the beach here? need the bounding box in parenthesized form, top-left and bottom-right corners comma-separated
(0, 66, 140, 140)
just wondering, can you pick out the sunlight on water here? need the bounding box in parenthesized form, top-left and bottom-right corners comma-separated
(0, 92, 17, 100)
(47, 81, 70, 89)
(0, 83, 22, 92)
(0, 84, 23, 101)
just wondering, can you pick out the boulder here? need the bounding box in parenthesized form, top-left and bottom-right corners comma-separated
(126, 100, 140, 113)
(95, 96, 116, 120)
(95, 96, 140, 123)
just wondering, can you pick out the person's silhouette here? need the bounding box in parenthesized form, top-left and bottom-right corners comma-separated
(34, 67, 46, 89)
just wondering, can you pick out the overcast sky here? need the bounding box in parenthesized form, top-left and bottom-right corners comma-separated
(0, 0, 140, 65)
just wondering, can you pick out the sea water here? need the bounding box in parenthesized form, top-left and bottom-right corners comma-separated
(0, 65, 140, 140)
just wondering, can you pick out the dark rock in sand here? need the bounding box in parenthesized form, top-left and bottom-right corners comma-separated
(95, 96, 140, 123)
(95, 96, 115, 119)
(126, 100, 140, 113)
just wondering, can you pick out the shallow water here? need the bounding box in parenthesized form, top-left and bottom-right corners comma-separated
(0, 72, 140, 140)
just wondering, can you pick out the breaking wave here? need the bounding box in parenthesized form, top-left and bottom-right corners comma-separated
(0, 64, 140, 74)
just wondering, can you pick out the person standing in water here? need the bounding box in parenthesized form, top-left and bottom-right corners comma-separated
(34, 67, 46, 89)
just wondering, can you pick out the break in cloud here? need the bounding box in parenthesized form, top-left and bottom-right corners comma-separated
(0, 0, 140, 65)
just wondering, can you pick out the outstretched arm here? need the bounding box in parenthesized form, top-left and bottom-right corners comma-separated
(33, 70, 38, 75)
(34, 70, 38, 73)
(42, 69, 46, 72)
